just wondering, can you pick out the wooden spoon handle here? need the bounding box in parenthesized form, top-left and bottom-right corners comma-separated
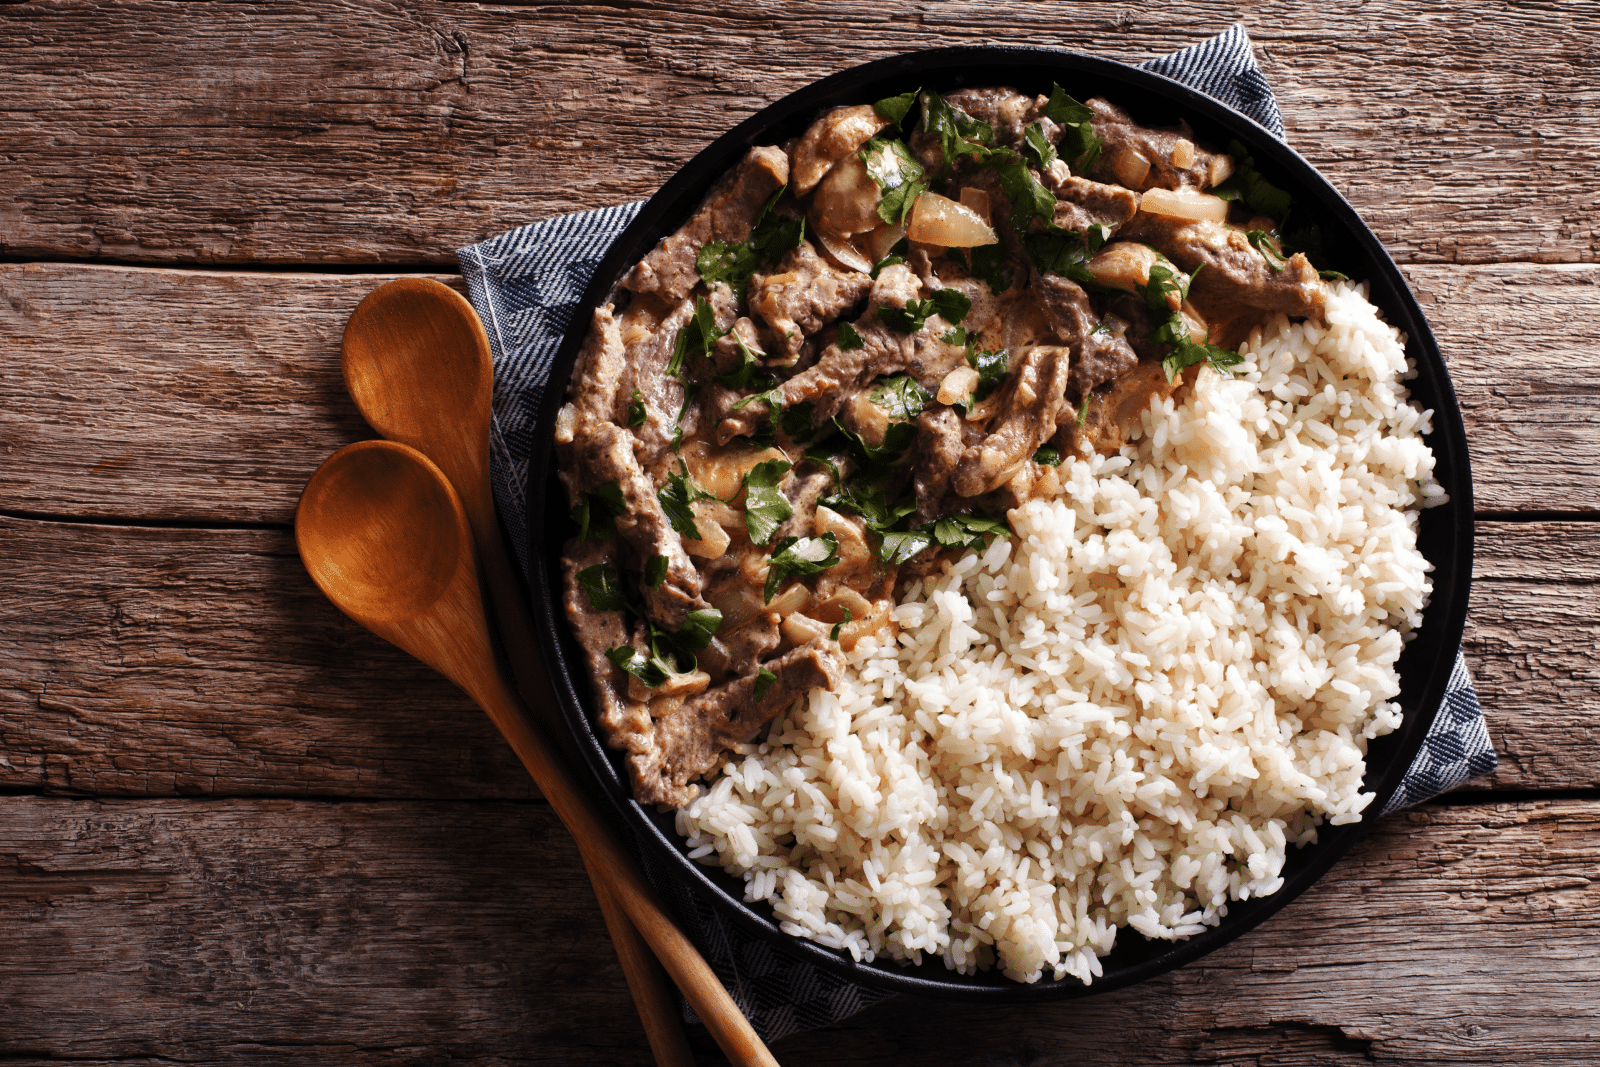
(468, 669, 778, 1067)
(585, 860, 697, 1067)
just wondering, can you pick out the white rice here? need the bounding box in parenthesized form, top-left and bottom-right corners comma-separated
(676, 282, 1442, 984)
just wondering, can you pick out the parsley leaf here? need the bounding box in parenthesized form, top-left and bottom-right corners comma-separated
(1213, 140, 1292, 223)
(932, 512, 1012, 551)
(870, 237, 910, 279)
(1245, 229, 1287, 271)
(1162, 342, 1245, 384)
(942, 326, 967, 346)
(627, 389, 647, 428)
(836, 322, 865, 351)
(834, 415, 917, 475)
(577, 562, 628, 613)
(1023, 231, 1096, 282)
(821, 483, 917, 533)
(645, 554, 668, 588)
(658, 470, 708, 541)
(715, 334, 777, 392)
(861, 138, 928, 227)
(1022, 122, 1057, 169)
(606, 645, 669, 688)
(1040, 84, 1102, 173)
(875, 89, 920, 129)
(919, 90, 998, 178)
(966, 243, 1015, 294)
(967, 346, 1009, 404)
(753, 665, 777, 702)
(781, 401, 817, 442)
(871, 373, 929, 421)
(829, 608, 853, 641)
(675, 608, 724, 651)
(1319, 269, 1350, 281)
(1033, 446, 1062, 466)
(879, 527, 933, 565)
(764, 533, 841, 602)
(875, 288, 971, 335)
(668, 296, 727, 382)
(994, 160, 1058, 234)
(695, 188, 806, 298)
(1076, 391, 1093, 425)
(573, 481, 626, 542)
(742, 458, 794, 546)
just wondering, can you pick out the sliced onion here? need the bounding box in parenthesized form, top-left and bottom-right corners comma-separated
(765, 582, 810, 617)
(1139, 187, 1230, 224)
(817, 230, 874, 273)
(1110, 146, 1152, 188)
(1171, 137, 1197, 169)
(958, 185, 992, 219)
(812, 153, 883, 238)
(907, 191, 998, 248)
(791, 104, 891, 195)
(863, 221, 908, 263)
(1087, 241, 1159, 295)
(937, 365, 980, 406)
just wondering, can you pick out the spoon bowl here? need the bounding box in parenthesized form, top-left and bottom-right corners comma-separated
(296, 439, 466, 626)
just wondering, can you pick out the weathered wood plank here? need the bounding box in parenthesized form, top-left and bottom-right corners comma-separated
(0, 797, 1595, 1065)
(0, 1, 1596, 267)
(3, 262, 1595, 522)
(1, 514, 1593, 798)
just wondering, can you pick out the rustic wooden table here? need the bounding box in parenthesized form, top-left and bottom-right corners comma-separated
(4, 3, 1597, 1063)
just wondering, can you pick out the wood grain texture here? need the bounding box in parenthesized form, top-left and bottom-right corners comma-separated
(1, 1, 1597, 267)
(1, 796, 1595, 1065)
(3, 262, 1596, 523)
(2, 513, 1594, 798)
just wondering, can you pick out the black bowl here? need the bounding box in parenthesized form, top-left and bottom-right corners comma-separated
(525, 46, 1473, 1001)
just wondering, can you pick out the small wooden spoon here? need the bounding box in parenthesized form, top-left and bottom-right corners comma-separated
(342, 279, 695, 1066)
(296, 440, 776, 1067)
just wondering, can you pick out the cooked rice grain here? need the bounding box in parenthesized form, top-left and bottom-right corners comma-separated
(677, 282, 1441, 984)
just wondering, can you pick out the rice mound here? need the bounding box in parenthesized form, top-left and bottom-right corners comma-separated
(676, 282, 1443, 984)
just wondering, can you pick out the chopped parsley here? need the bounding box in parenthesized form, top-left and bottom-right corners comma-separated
(714, 334, 777, 392)
(967, 345, 1009, 405)
(577, 562, 629, 613)
(953, 242, 1015, 294)
(741, 458, 794, 546)
(919, 90, 1001, 178)
(764, 533, 841, 602)
(695, 187, 806, 298)
(1022, 122, 1057, 169)
(994, 159, 1058, 234)
(1076, 391, 1094, 425)
(829, 608, 853, 642)
(875, 288, 972, 334)
(781, 401, 817, 442)
(878, 527, 933, 565)
(675, 608, 724, 651)
(1138, 259, 1245, 383)
(870, 237, 911, 278)
(658, 469, 710, 541)
(874, 89, 920, 129)
(606, 645, 670, 688)
(645, 554, 668, 588)
(1039, 84, 1103, 173)
(1212, 140, 1292, 223)
(627, 389, 647, 428)
(667, 296, 727, 382)
(871, 373, 930, 420)
(821, 483, 917, 534)
(836, 321, 865, 351)
(1033, 446, 1063, 466)
(932, 512, 1012, 552)
(1245, 228, 1287, 271)
(572, 481, 626, 542)
(860, 138, 928, 226)
(752, 665, 778, 702)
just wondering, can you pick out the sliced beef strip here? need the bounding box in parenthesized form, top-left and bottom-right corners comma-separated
(748, 240, 872, 361)
(1041, 162, 1141, 237)
(622, 146, 790, 302)
(1084, 97, 1233, 192)
(566, 304, 628, 423)
(614, 296, 695, 478)
(913, 404, 973, 522)
(1031, 272, 1140, 395)
(715, 263, 923, 443)
(634, 641, 840, 807)
(556, 415, 709, 629)
(562, 541, 668, 787)
(1118, 214, 1326, 319)
(952, 344, 1072, 497)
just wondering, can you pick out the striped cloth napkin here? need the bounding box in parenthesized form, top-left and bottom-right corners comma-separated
(457, 24, 1497, 1041)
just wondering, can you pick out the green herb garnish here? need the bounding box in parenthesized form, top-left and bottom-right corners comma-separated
(830, 608, 853, 641)
(627, 389, 647, 428)
(860, 138, 928, 227)
(764, 533, 842, 602)
(645, 554, 669, 588)
(742, 458, 794, 546)
(836, 321, 865, 351)
(753, 665, 777, 701)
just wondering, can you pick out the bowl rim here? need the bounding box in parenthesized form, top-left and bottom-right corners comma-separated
(524, 44, 1474, 1000)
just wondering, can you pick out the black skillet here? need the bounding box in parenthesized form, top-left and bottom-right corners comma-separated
(524, 46, 1473, 1001)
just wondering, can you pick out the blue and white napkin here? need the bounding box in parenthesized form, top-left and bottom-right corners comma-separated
(458, 25, 1496, 1042)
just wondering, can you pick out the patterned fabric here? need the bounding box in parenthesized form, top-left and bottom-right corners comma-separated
(457, 25, 1495, 1042)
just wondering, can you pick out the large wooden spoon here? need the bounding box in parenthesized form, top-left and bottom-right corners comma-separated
(296, 439, 775, 1067)
(340, 278, 698, 1067)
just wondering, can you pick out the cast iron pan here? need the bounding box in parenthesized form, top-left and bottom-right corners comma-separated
(525, 46, 1473, 1000)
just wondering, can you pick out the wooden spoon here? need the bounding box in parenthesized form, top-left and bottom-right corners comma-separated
(340, 278, 697, 1067)
(296, 440, 776, 1067)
